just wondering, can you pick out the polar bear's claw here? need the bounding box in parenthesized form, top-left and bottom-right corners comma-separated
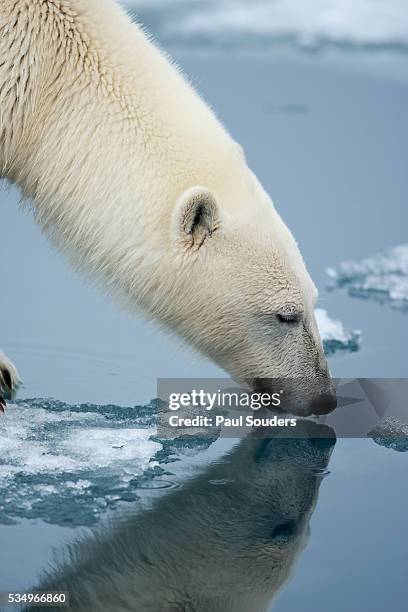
(0, 352, 21, 409)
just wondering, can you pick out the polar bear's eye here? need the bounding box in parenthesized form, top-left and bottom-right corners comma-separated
(271, 519, 298, 540)
(276, 313, 300, 325)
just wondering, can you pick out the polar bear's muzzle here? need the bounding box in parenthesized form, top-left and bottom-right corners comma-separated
(307, 388, 337, 415)
(252, 377, 337, 417)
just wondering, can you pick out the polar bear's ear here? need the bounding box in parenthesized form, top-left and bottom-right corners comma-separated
(173, 187, 219, 249)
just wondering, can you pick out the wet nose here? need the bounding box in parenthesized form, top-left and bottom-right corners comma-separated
(309, 391, 337, 416)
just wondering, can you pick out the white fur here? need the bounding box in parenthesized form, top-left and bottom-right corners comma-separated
(0, 350, 21, 397)
(0, 0, 333, 412)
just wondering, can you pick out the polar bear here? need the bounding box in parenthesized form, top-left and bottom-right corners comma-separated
(27, 422, 336, 612)
(0, 0, 336, 415)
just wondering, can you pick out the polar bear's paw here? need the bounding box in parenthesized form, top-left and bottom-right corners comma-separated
(0, 351, 21, 412)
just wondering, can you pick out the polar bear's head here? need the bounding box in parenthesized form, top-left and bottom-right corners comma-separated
(165, 173, 336, 416)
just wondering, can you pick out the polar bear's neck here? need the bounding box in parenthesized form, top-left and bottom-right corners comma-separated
(0, 0, 246, 306)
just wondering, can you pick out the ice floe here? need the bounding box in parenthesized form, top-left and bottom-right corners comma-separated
(0, 399, 201, 526)
(316, 308, 361, 356)
(368, 417, 408, 452)
(327, 244, 408, 312)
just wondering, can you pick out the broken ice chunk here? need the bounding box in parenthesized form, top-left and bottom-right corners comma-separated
(315, 308, 361, 356)
(368, 417, 408, 453)
(327, 244, 408, 311)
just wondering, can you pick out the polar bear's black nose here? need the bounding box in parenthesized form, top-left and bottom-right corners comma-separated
(309, 391, 337, 415)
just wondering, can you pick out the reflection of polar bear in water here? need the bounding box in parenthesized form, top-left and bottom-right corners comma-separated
(0, 0, 336, 415)
(29, 422, 335, 612)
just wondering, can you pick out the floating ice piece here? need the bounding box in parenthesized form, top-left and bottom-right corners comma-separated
(327, 245, 408, 312)
(368, 417, 408, 453)
(0, 398, 216, 527)
(0, 398, 220, 526)
(315, 308, 361, 356)
(0, 399, 161, 526)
